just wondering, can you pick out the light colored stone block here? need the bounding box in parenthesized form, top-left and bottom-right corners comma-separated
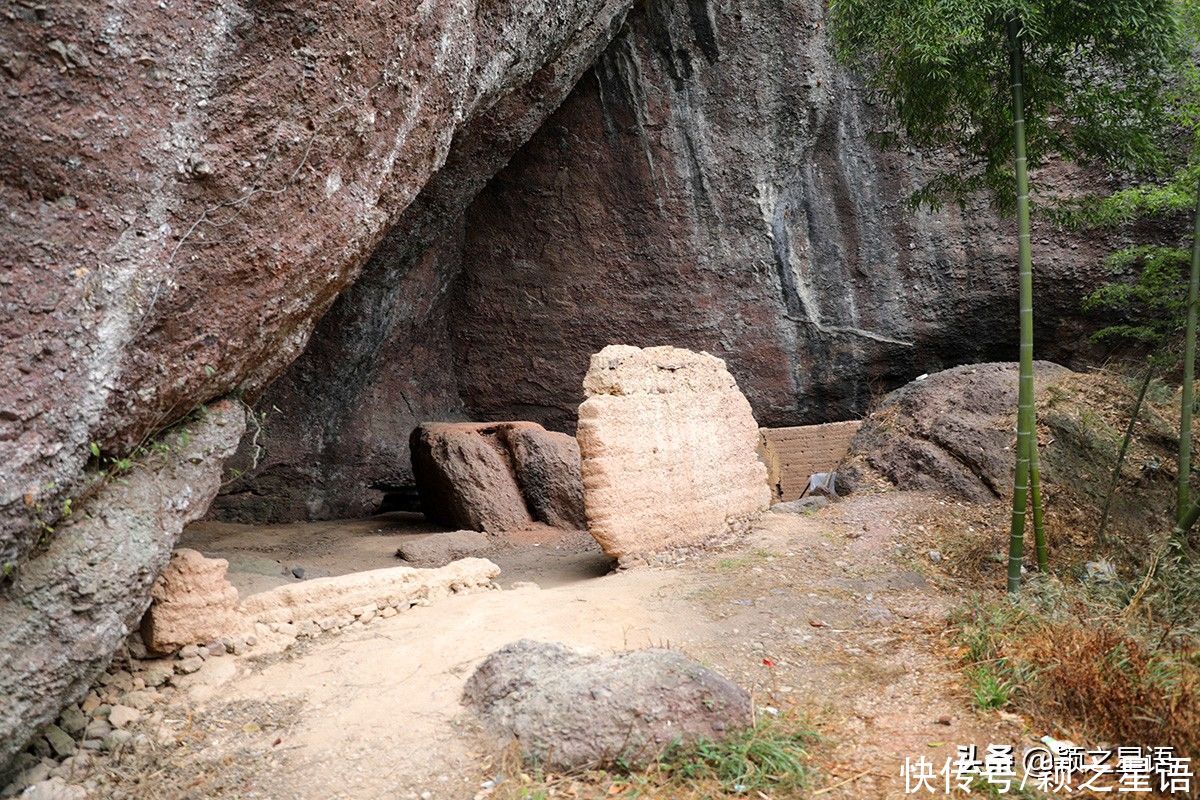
(576, 345, 769, 559)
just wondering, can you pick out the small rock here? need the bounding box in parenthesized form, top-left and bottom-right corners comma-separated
(175, 657, 203, 675)
(42, 725, 75, 758)
(178, 644, 200, 659)
(122, 690, 156, 711)
(126, 635, 149, 660)
(142, 663, 173, 687)
(79, 694, 101, 715)
(83, 720, 111, 741)
(102, 730, 133, 752)
(928, 550, 943, 564)
(18, 777, 87, 800)
(57, 706, 87, 737)
(291, 566, 306, 579)
(100, 671, 133, 692)
(937, 715, 952, 726)
(17, 762, 52, 789)
(108, 705, 141, 729)
(380, 607, 397, 618)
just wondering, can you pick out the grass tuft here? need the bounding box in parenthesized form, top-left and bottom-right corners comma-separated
(495, 715, 817, 799)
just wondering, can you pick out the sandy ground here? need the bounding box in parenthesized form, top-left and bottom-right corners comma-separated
(101, 492, 1029, 799)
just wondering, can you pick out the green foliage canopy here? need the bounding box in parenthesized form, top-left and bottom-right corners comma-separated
(829, 0, 1191, 211)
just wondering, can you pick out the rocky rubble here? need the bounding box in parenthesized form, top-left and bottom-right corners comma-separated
(463, 639, 753, 770)
(0, 401, 245, 772)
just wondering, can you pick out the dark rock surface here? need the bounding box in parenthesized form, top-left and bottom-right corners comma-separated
(411, 422, 538, 533)
(840, 362, 1181, 540)
(502, 426, 587, 531)
(463, 639, 752, 770)
(0, 401, 244, 769)
(1, 0, 634, 571)
(219, 0, 1140, 522)
(451, 0, 1119, 433)
(410, 421, 584, 533)
(841, 362, 1071, 501)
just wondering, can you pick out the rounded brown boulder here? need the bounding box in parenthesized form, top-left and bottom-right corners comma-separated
(463, 639, 752, 770)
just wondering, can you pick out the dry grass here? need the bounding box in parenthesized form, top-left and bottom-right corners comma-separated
(952, 591, 1200, 759)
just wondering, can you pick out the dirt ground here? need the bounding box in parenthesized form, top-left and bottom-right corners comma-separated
(95, 492, 1034, 800)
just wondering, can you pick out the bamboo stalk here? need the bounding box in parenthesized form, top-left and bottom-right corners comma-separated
(1007, 16, 1037, 594)
(1028, 435, 1048, 571)
(1098, 368, 1153, 545)
(1179, 182, 1200, 522)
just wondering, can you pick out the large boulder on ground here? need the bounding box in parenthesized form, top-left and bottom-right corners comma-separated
(463, 639, 752, 770)
(140, 549, 247, 655)
(0, 401, 245, 770)
(410, 422, 585, 533)
(576, 345, 770, 559)
(841, 362, 1180, 534)
(842, 362, 1071, 500)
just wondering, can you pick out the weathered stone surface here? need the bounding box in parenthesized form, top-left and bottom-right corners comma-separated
(218, 0, 1158, 528)
(411, 422, 539, 532)
(0, 401, 244, 770)
(577, 346, 770, 559)
(139, 549, 248, 655)
(201, 0, 636, 523)
(841, 362, 1182, 540)
(463, 639, 752, 770)
(409, 421, 586, 533)
(240, 557, 500, 625)
(451, 0, 1130, 436)
(841, 362, 1071, 501)
(1, 0, 635, 567)
(502, 427, 587, 530)
(394, 531, 492, 569)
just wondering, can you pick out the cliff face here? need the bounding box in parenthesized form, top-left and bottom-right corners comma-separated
(222, 0, 1122, 521)
(1, 0, 634, 564)
(453, 0, 1117, 431)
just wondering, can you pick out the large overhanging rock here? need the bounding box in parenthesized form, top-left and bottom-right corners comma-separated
(576, 345, 770, 559)
(1, 0, 634, 568)
(0, 400, 245, 770)
(463, 639, 753, 770)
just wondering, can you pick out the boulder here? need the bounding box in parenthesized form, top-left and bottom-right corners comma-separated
(139, 549, 247, 655)
(576, 345, 770, 559)
(394, 531, 492, 568)
(0, 401, 244, 770)
(410, 423, 539, 532)
(841, 362, 1072, 501)
(840, 362, 1180, 537)
(463, 640, 752, 770)
(410, 421, 586, 533)
(502, 427, 587, 530)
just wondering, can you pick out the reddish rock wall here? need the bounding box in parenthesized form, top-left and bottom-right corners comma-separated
(1, 0, 634, 561)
